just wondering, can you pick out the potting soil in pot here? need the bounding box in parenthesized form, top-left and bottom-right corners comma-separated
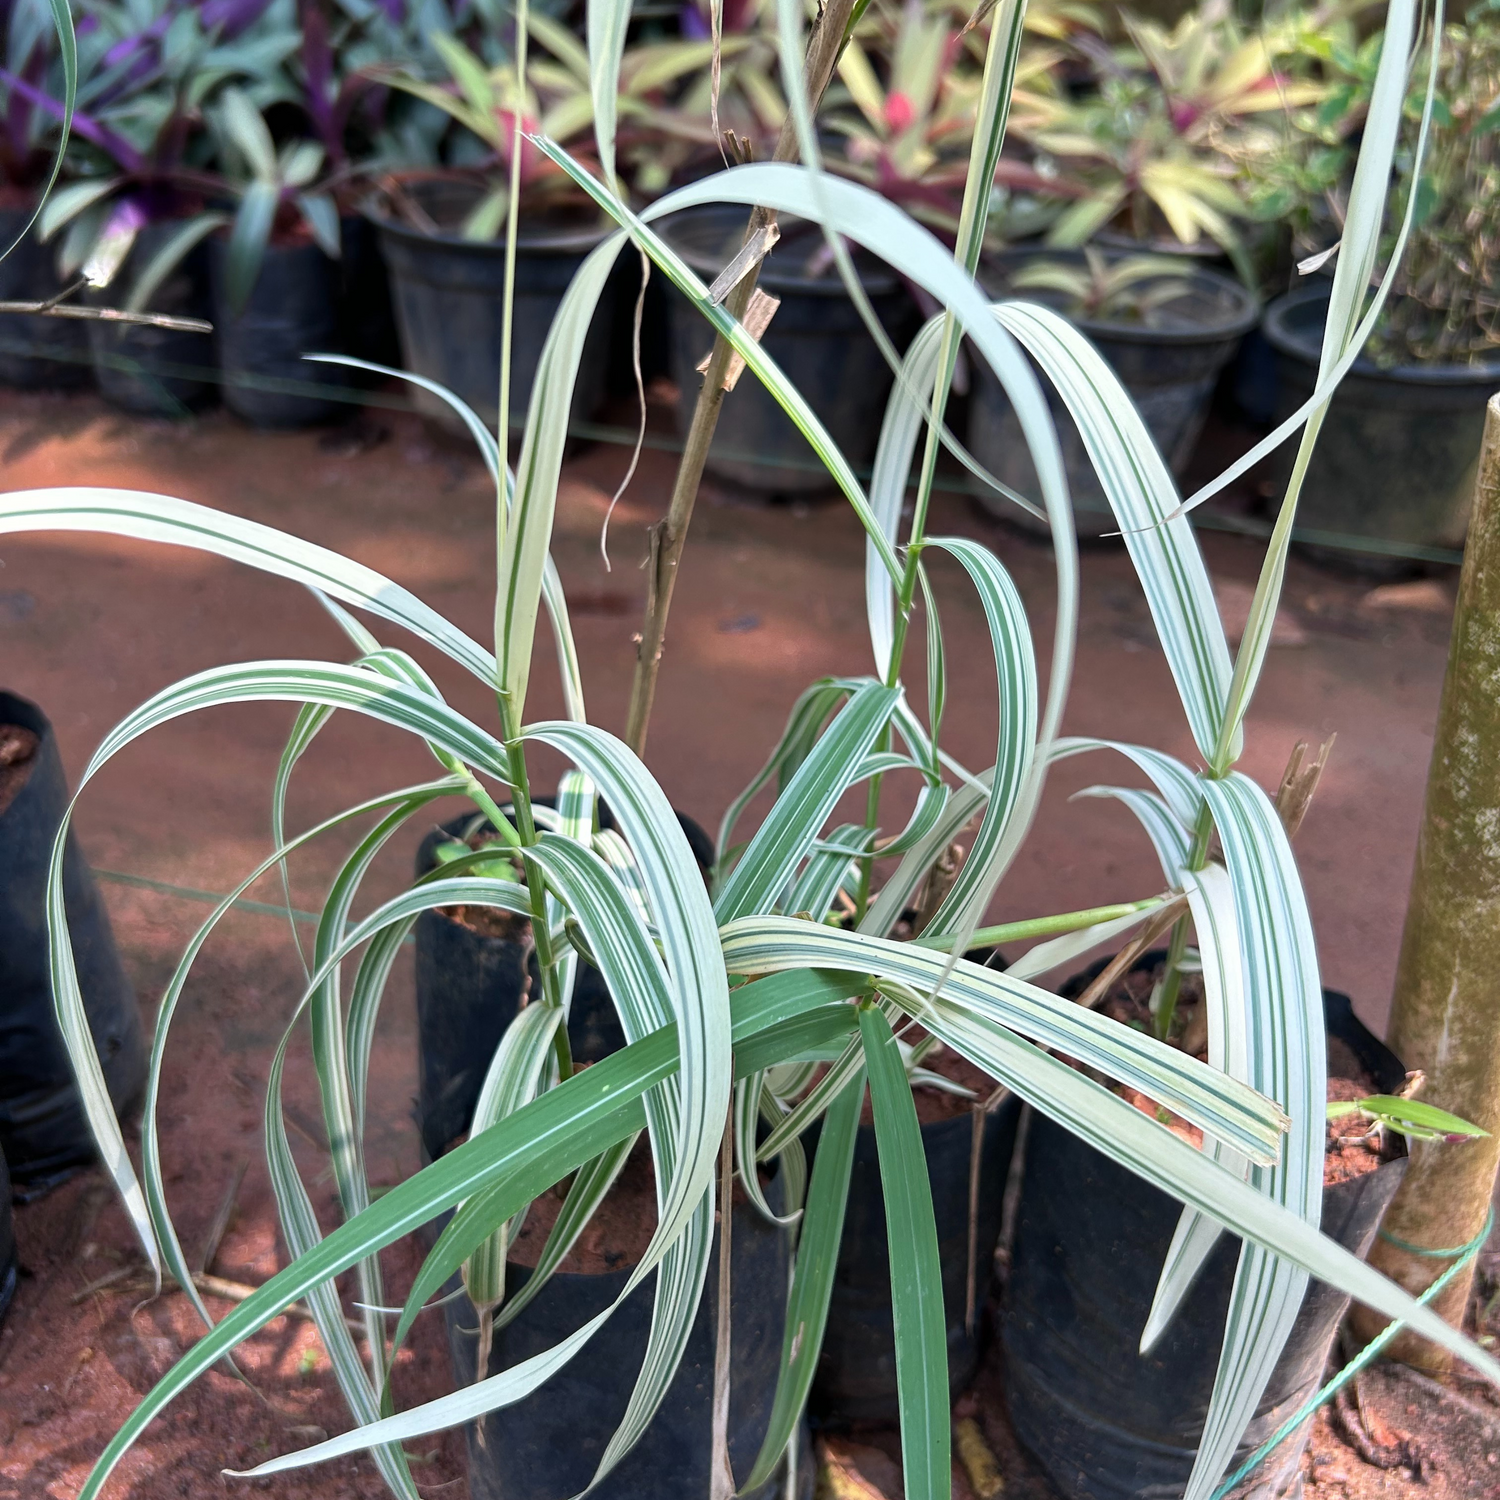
(1001, 955, 1408, 1500)
(443, 1139, 809, 1500)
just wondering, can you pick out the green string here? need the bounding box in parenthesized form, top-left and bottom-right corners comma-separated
(1209, 1205, 1494, 1500)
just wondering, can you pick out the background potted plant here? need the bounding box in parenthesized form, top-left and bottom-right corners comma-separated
(969, 244, 1256, 536)
(8, 7, 1500, 1500)
(21, 0, 300, 413)
(658, 0, 995, 496)
(0, 0, 90, 386)
(1008, 0, 1326, 277)
(368, 16, 617, 431)
(202, 83, 347, 427)
(1260, 3, 1500, 570)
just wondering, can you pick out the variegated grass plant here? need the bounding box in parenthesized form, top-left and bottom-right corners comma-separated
(3, 1, 1497, 1499)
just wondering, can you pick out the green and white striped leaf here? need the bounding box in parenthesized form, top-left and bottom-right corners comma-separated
(493, 1131, 640, 1332)
(717, 679, 850, 864)
(307, 356, 587, 723)
(991, 302, 1233, 763)
(587, 0, 631, 188)
(462, 1004, 564, 1312)
(1210, 0, 1438, 768)
(742, 1069, 864, 1490)
(861, 1006, 950, 1500)
(497, 236, 620, 722)
(722, 919, 1285, 1162)
(918, 538, 1037, 937)
(862, 768, 993, 939)
(787, 823, 874, 921)
(1140, 860, 1248, 1354)
(69, 952, 1500, 1500)
(715, 681, 900, 923)
(1179, 774, 1326, 1500)
(0, 490, 498, 686)
(41, 657, 509, 1266)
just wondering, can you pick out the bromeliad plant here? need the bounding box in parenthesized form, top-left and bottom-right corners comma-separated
(6, 3, 1500, 1500)
(1009, 0, 1328, 273)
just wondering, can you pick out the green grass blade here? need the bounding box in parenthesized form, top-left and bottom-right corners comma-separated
(714, 682, 900, 923)
(860, 1007, 950, 1500)
(742, 1067, 865, 1490)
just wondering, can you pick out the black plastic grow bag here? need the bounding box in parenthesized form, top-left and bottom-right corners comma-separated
(444, 1162, 808, 1500)
(210, 239, 344, 428)
(1003, 967, 1407, 1500)
(0, 691, 146, 1189)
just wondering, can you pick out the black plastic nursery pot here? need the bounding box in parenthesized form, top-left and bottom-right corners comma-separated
(0, 692, 146, 1192)
(0, 204, 90, 388)
(86, 221, 217, 417)
(970, 248, 1257, 539)
(369, 178, 612, 433)
(443, 1162, 810, 1500)
(412, 807, 715, 1162)
(210, 237, 344, 428)
(336, 212, 403, 371)
(658, 205, 921, 497)
(1002, 967, 1408, 1500)
(0, 1144, 15, 1330)
(1263, 284, 1500, 573)
(811, 1092, 1022, 1424)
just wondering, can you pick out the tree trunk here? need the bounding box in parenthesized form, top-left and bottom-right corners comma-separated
(1348, 393, 1500, 1369)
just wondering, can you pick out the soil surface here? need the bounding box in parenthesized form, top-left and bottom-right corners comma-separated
(1088, 958, 1385, 1185)
(0, 383, 1478, 1497)
(0, 722, 37, 815)
(508, 1130, 659, 1275)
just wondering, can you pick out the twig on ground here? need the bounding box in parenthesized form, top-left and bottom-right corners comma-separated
(195, 1159, 248, 1277)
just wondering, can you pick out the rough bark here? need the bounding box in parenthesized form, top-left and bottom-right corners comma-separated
(1349, 393, 1500, 1368)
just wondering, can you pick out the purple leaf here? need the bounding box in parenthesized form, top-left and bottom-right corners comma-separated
(0, 68, 147, 173)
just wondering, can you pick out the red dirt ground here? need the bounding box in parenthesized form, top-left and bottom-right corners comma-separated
(0, 384, 1484, 1498)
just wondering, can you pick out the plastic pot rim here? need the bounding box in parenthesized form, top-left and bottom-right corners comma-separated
(363, 177, 610, 258)
(656, 201, 905, 300)
(979, 245, 1259, 348)
(1264, 283, 1500, 389)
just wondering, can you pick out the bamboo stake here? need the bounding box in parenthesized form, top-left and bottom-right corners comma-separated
(1347, 394, 1500, 1368)
(622, 0, 859, 757)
